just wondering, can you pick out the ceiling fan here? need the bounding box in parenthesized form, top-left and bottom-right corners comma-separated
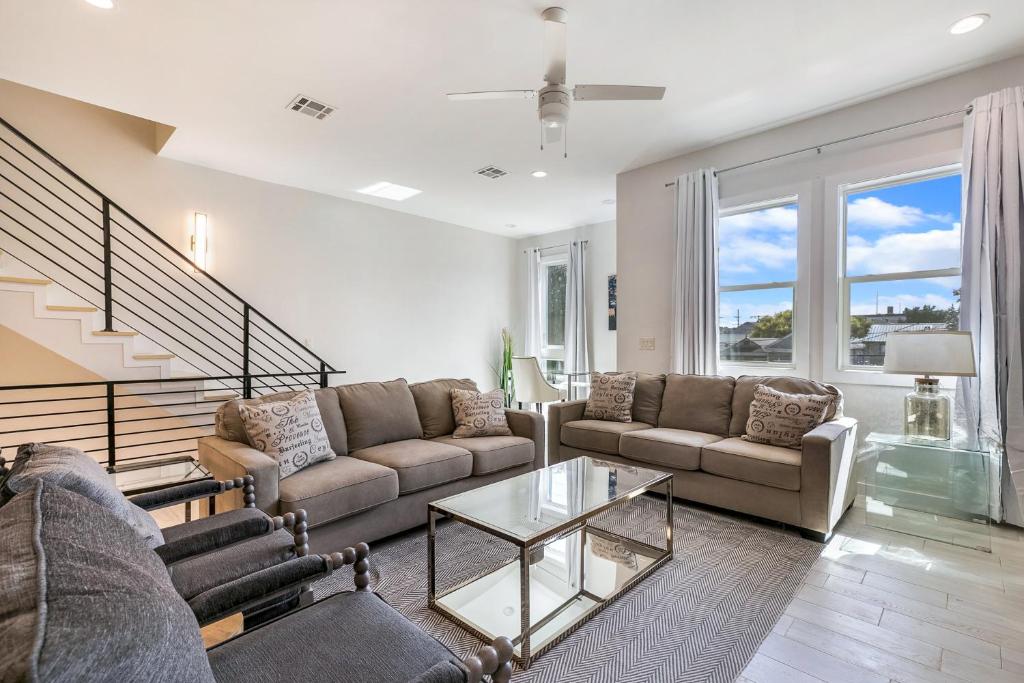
(447, 6, 666, 155)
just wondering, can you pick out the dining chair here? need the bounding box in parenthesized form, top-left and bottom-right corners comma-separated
(510, 356, 566, 411)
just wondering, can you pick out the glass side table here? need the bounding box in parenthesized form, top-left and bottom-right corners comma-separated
(862, 432, 991, 552)
(109, 455, 213, 522)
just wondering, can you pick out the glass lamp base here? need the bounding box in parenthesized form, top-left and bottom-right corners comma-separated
(904, 377, 950, 441)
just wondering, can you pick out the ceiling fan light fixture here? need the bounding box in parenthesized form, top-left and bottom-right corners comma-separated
(84, 0, 115, 8)
(949, 13, 989, 34)
(531, 171, 548, 178)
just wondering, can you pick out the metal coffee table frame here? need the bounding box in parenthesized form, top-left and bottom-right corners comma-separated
(427, 472, 673, 669)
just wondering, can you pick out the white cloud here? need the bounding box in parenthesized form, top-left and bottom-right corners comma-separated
(846, 225, 960, 275)
(720, 236, 796, 273)
(721, 205, 797, 233)
(847, 196, 952, 230)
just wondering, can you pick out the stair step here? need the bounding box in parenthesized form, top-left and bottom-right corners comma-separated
(133, 353, 175, 361)
(0, 275, 51, 286)
(46, 304, 99, 313)
(92, 330, 139, 337)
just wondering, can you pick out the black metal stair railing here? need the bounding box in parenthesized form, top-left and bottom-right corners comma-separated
(0, 113, 337, 396)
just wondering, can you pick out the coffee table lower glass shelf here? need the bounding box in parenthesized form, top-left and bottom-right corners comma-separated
(427, 456, 672, 668)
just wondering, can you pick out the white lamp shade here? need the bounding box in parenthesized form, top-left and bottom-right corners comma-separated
(883, 330, 976, 377)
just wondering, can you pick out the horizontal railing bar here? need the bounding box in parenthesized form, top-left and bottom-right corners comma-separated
(0, 187, 104, 265)
(0, 152, 103, 229)
(116, 423, 215, 437)
(114, 448, 196, 462)
(113, 411, 218, 424)
(0, 371, 346, 392)
(0, 407, 105, 419)
(0, 223, 105, 301)
(0, 131, 101, 211)
(249, 316, 321, 371)
(0, 166, 103, 239)
(0, 395, 106, 406)
(115, 435, 209, 450)
(0, 420, 105, 435)
(0, 207, 104, 282)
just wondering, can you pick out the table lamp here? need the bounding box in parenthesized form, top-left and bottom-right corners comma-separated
(883, 330, 976, 440)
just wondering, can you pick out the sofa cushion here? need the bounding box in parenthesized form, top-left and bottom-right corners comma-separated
(167, 528, 297, 601)
(451, 388, 512, 438)
(561, 420, 653, 455)
(584, 372, 637, 422)
(216, 387, 348, 455)
(730, 375, 842, 437)
(0, 482, 214, 682)
(658, 374, 735, 436)
(207, 591, 464, 683)
(701, 437, 802, 491)
(410, 378, 478, 439)
(352, 439, 472, 494)
(433, 435, 534, 475)
(619, 428, 722, 471)
(632, 372, 667, 426)
(744, 384, 833, 448)
(336, 379, 424, 451)
(278, 456, 399, 527)
(3, 443, 163, 548)
(238, 390, 337, 478)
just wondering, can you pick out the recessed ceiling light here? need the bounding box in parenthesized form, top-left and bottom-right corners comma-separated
(601, 199, 616, 205)
(85, 0, 115, 8)
(505, 223, 517, 229)
(357, 181, 422, 201)
(949, 13, 989, 35)
(531, 171, 547, 178)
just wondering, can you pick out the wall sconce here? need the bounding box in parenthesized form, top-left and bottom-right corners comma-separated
(191, 212, 208, 272)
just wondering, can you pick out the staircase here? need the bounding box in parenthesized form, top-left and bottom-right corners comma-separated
(0, 114, 342, 467)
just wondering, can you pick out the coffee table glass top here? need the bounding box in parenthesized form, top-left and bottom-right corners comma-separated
(431, 456, 669, 545)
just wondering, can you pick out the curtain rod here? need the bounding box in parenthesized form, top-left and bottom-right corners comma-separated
(522, 240, 589, 254)
(663, 105, 972, 187)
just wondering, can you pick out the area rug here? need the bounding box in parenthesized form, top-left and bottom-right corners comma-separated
(313, 496, 821, 683)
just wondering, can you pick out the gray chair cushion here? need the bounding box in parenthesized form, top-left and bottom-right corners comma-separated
(658, 374, 736, 436)
(410, 378, 479, 439)
(3, 443, 163, 548)
(618, 428, 722, 471)
(278, 456, 399, 528)
(336, 379, 424, 451)
(208, 591, 464, 683)
(729, 375, 843, 437)
(432, 435, 534, 475)
(167, 528, 297, 600)
(215, 387, 349, 455)
(0, 481, 214, 682)
(560, 420, 653, 455)
(701, 437, 802, 491)
(352, 439, 472, 494)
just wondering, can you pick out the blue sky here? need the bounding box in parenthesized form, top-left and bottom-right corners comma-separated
(719, 173, 961, 327)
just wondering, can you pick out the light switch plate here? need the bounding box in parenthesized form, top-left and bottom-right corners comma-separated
(639, 337, 656, 351)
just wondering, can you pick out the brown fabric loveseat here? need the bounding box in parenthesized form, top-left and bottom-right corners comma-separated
(199, 378, 544, 553)
(547, 373, 858, 541)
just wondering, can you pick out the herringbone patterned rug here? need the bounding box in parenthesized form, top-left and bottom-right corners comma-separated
(313, 496, 820, 682)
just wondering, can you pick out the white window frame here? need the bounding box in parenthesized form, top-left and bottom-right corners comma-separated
(538, 249, 568, 368)
(717, 183, 812, 378)
(823, 152, 962, 387)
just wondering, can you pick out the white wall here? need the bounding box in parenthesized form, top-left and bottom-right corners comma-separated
(615, 54, 1024, 442)
(515, 221, 617, 372)
(0, 79, 517, 387)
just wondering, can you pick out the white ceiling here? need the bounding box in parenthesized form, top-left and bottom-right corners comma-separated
(2, 1, 1023, 237)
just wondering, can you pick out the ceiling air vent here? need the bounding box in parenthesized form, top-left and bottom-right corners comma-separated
(287, 95, 336, 120)
(475, 165, 508, 179)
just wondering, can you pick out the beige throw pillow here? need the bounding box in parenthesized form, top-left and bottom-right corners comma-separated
(238, 390, 336, 478)
(450, 388, 512, 438)
(743, 384, 833, 449)
(584, 372, 637, 422)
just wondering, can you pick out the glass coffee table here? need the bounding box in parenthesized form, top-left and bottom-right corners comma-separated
(427, 456, 673, 668)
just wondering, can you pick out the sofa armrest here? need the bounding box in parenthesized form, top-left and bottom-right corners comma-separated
(189, 542, 370, 627)
(800, 417, 858, 537)
(154, 512, 273, 565)
(504, 409, 545, 470)
(198, 436, 279, 513)
(546, 400, 588, 466)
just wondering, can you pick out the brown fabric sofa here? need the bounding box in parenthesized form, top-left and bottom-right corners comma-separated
(199, 378, 544, 553)
(548, 373, 858, 541)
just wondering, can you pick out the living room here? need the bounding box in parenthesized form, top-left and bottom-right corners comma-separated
(2, 2, 1024, 682)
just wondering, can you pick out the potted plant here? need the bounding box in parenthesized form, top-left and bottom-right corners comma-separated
(498, 328, 515, 408)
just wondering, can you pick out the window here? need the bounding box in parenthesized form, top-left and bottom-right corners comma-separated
(718, 198, 798, 366)
(539, 252, 567, 379)
(839, 166, 961, 368)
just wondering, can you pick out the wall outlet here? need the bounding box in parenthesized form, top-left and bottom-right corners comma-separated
(639, 337, 656, 351)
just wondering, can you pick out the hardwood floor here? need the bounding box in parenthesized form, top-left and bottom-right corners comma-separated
(741, 498, 1024, 682)
(151, 498, 1024, 680)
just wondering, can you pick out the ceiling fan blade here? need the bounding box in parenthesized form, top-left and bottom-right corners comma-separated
(542, 7, 567, 84)
(446, 90, 536, 101)
(544, 125, 563, 144)
(573, 85, 666, 101)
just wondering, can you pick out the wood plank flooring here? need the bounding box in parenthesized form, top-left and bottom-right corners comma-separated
(742, 498, 1024, 682)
